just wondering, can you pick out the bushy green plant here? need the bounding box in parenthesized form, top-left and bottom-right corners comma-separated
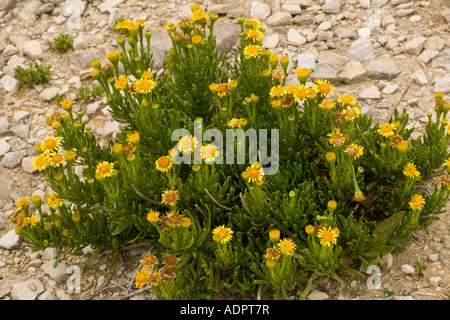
(14, 62, 51, 87)
(54, 34, 74, 53)
(13, 6, 450, 300)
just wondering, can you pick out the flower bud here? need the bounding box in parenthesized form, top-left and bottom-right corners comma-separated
(269, 229, 280, 243)
(325, 152, 336, 163)
(305, 225, 315, 235)
(31, 195, 42, 209)
(327, 200, 337, 212)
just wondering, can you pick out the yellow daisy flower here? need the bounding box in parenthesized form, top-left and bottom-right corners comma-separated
(15, 196, 30, 209)
(245, 28, 264, 43)
(345, 144, 364, 159)
(141, 70, 153, 79)
(269, 85, 286, 98)
(294, 67, 313, 83)
(177, 135, 198, 155)
(313, 79, 335, 97)
(293, 84, 309, 102)
(216, 83, 230, 98)
(317, 227, 339, 247)
(161, 190, 179, 206)
(212, 225, 234, 244)
(45, 193, 64, 209)
(127, 131, 140, 144)
(319, 99, 335, 110)
(133, 78, 157, 94)
(140, 254, 157, 268)
(95, 161, 116, 178)
(342, 106, 361, 121)
(337, 94, 356, 105)
(444, 158, 450, 170)
(164, 20, 177, 31)
(114, 75, 128, 90)
(146, 210, 160, 223)
(192, 10, 208, 23)
(27, 214, 39, 227)
(159, 211, 185, 230)
(48, 152, 65, 168)
(409, 194, 425, 211)
(243, 162, 264, 183)
(135, 268, 150, 288)
(277, 238, 296, 255)
(403, 162, 421, 179)
(265, 246, 281, 261)
(243, 45, 260, 58)
(378, 123, 395, 137)
(155, 156, 173, 173)
(328, 129, 346, 147)
(40, 136, 61, 154)
(32, 154, 49, 172)
(59, 99, 72, 110)
(105, 49, 120, 62)
(191, 34, 202, 45)
(201, 143, 219, 164)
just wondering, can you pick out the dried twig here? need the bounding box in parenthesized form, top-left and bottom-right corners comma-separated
(204, 188, 232, 211)
(240, 190, 254, 217)
(130, 184, 167, 206)
(264, 198, 276, 214)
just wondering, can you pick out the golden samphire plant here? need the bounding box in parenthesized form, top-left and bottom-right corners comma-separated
(13, 6, 450, 299)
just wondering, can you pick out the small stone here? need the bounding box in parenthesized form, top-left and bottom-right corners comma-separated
(23, 40, 43, 60)
(358, 27, 371, 39)
(346, 38, 375, 62)
(338, 61, 367, 84)
(310, 63, 340, 82)
(429, 276, 442, 289)
(404, 36, 427, 56)
(322, 0, 341, 14)
(281, 4, 302, 15)
(297, 53, 316, 70)
(266, 11, 293, 26)
(39, 87, 60, 101)
(287, 28, 307, 46)
(424, 36, 445, 52)
(307, 290, 329, 300)
(41, 260, 70, 283)
(10, 280, 45, 300)
(0, 139, 11, 157)
(442, 8, 450, 23)
(401, 264, 415, 274)
(1, 75, 21, 93)
(382, 84, 400, 95)
(262, 33, 279, 49)
(359, 85, 381, 100)
(429, 254, 439, 262)
(419, 50, 440, 63)
(409, 15, 422, 22)
(60, 0, 86, 17)
(36, 3, 55, 15)
(411, 68, 428, 85)
(22, 156, 37, 173)
(318, 52, 348, 68)
(0, 229, 22, 250)
(334, 27, 357, 40)
(0, 117, 10, 135)
(10, 124, 29, 140)
(1, 151, 27, 168)
(365, 59, 401, 80)
(0, 0, 16, 11)
(393, 295, 414, 300)
(97, 0, 125, 13)
(72, 33, 87, 51)
(250, 1, 271, 20)
(434, 74, 450, 93)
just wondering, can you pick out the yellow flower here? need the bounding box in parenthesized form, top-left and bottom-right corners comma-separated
(378, 123, 395, 137)
(337, 94, 356, 105)
(319, 99, 335, 110)
(15, 196, 30, 209)
(245, 18, 262, 29)
(342, 106, 361, 121)
(114, 75, 128, 90)
(32, 154, 49, 171)
(192, 10, 208, 22)
(227, 118, 244, 128)
(271, 99, 281, 108)
(212, 225, 233, 244)
(216, 83, 230, 98)
(305, 225, 315, 235)
(133, 78, 157, 94)
(313, 79, 335, 97)
(45, 193, 64, 209)
(353, 190, 366, 202)
(40, 136, 61, 154)
(141, 70, 153, 79)
(140, 254, 157, 268)
(159, 211, 185, 230)
(265, 246, 281, 260)
(191, 34, 202, 44)
(95, 161, 116, 178)
(269, 85, 286, 98)
(397, 140, 409, 153)
(155, 156, 173, 173)
(444, 158, 450, 170)
(105, 49, 120, 62)
(326, 151, 336, 163)
(201, 143, 219, 164)
(181, 217, 191, 228)
(317, 227, 339, 247)
(390, 135, 404, 148)
(135, 268, 150, 288)
(146, 210, 160, 223)
(90, 68, 100, 78)
(127, 131, 140, 144)
(177, 135, 198, 155)
(271, 69, 285, 81)
(243, 45, 260, 58)
(164, 20, 177, 31)
(243, 162, 264, 183)
(48, 152, 65, 168)
(277, 238, 296, 255)
(269, 229, 280, 242)
(328, 129, 346, 147)
(27, 215, 39, 227)
(161, 190, 179, 206)
(245, 28, 264, 43)
(403, 162, 420, 179)
(409, 194, 425, 211)
(115, 19, 132, 30)
(294, 67, 313, 83)
(59, 99, 72, 110)
(293, 84, 309, 102)
(345, 144, 364, 159)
